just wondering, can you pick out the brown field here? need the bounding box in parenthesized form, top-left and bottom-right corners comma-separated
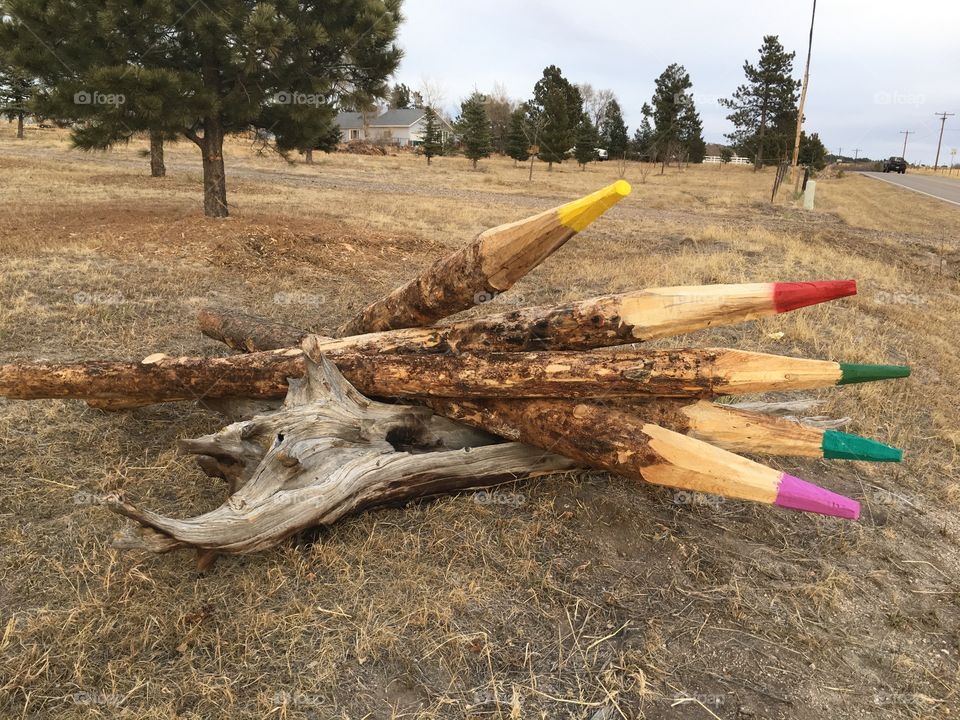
(1, 125, 959, 719)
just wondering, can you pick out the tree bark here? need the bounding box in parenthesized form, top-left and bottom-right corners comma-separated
(0, 347, 844, 408)
(304, 148, 314, 164)
(105, 356, 577, 557)
(149, 131, 166, 178)
(198, 309, 308, 353)
(203, 282, 803, 356)
(17, 113, 25, 139)
(202, 116, 228, 218)
(336, 182, 628, 336)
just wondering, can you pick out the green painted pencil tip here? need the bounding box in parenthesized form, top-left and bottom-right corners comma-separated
(838, 363, 911, 385)
(822, 430, 903, 462)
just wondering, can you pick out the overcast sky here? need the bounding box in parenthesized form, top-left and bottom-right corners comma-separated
(395, 0, 960, 163)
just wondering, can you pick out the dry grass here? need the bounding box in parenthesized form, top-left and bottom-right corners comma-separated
(1, 125, 959, 719)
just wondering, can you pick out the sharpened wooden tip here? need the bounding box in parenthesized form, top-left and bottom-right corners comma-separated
(775, 474, 861, 520)
(821, 430, 903, 462)
(556, 181, 632, 232)
(772, 280, 857, 313)
(838, 363, 911, 385)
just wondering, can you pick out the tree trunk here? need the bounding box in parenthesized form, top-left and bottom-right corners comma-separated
(304, 148, 314, 164)
(197, 309, 308, 353)
(202, 116, 228, 218)
(0, 346, 847, 408)
(17, 113, 25, 139)
(336, 181, 628, 336)
(105, 356, 577, 558)
(203, 281, 816, 356)
(150, 131, 166, 177)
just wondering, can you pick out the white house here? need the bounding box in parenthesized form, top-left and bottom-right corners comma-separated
(335, 108, 454, 147)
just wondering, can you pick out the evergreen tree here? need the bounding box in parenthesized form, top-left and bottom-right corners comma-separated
(2, 0, 402, 217)
(798, 131, 828, 170)
(458, 92, 491, 169)
(0, 60, 33, 140)
(529, 65, 582, 170)
(574, 115, 598, 170)
(679, 101, 706, 164)
(630, 104, 655, 160)
(506, 106, 530, 166)
(650, 64, 701, 171)
(600, 98, 628, 159)
(389, 83, 413, 109)
(720, 35, 799, 169)
(422, 106, 442, 165)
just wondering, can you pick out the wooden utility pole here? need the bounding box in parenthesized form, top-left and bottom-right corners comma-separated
(900, 130, 913, 159)
(933, 112, 954, 170)
(791, 0, 817, 190)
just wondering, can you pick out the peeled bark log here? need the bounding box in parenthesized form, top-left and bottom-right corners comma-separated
(198, 309, 309, 353)
(106, 356, 577, 556)
(203, 281, 855, 356)
(336, 181, 630, 336)
(421, 397, 860, 519)
(0, 347, 862, 407)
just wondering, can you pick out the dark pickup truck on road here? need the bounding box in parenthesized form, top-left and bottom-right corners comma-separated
(883, 156, 907, 174)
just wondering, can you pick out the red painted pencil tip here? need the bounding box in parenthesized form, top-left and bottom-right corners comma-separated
(773, 280, 858, 313)
(775, 473, 861, 520)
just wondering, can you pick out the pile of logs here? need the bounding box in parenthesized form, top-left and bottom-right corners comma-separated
(0, 181, 910, 568)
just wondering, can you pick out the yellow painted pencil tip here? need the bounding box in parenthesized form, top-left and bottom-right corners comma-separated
(557, 181, 632, 232)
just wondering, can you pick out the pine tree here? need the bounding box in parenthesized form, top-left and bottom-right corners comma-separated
(422, 106, 442, 165)
(798, 131, 828, 170)
(389, 83, 413, 109)
(650, 64, 701, 172)
(719, 35, 799, 170)
(0, 60, 33, 140)
(679, 102, 706, 164)
(506, 107, 530, 166)
(458, 92, 492, 170)
(2, 0, 402, 217)
(574, 115, 599, 170)
(630, 104, 655, 161)
(529, 65, 582, 170)
(600, 98, 628, 160)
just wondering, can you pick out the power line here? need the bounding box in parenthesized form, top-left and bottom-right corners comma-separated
(933, 112, 955, 171)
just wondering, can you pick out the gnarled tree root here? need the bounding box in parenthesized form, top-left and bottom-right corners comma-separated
(104, 355, 576, 559)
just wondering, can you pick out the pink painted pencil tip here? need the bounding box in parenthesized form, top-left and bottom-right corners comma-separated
(774, 473, 861, 520)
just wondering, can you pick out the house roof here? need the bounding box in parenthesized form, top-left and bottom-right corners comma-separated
(335, 108, 453, 131)
(371, 108, 427, 127)
(334, 111, 365, 130)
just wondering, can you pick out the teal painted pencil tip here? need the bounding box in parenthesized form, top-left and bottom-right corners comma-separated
(838, 363, 911, 385)
(822, 430, 903, 462)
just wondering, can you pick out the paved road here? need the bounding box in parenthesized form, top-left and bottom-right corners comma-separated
(860, 171, 960, 206)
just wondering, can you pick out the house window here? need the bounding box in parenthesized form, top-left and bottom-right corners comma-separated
(381, 129, 393, 140)
(349, 129, 360, 140)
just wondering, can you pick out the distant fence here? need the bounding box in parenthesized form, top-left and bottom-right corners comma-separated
(703, 155, 752, 165)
